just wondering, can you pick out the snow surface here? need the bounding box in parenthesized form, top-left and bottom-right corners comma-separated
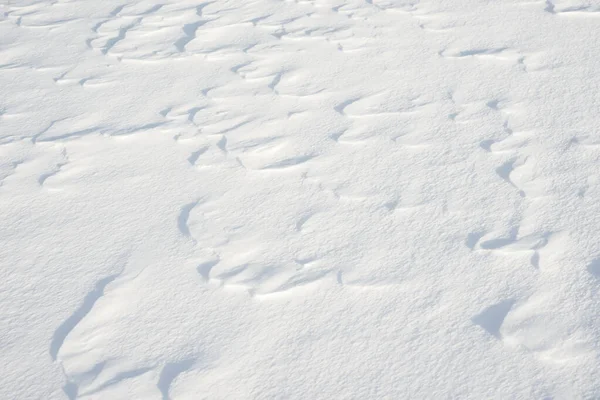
(2, 0, 600, 398)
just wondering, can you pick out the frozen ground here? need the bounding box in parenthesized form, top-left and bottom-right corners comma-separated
(1, 0, 600, 398)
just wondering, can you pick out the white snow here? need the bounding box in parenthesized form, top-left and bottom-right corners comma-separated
(2, 0, 600, 398)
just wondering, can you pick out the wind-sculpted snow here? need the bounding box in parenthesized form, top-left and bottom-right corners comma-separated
(2, 0, 600, 398)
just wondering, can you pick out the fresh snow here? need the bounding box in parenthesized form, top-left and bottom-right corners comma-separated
(1, 0, 600, 398)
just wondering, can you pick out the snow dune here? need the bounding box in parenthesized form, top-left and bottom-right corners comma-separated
(1, 0, 600, 398)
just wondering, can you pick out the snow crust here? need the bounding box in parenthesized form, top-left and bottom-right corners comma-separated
(2, 0, 600, 398)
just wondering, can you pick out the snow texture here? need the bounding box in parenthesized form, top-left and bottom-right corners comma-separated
(1, 0, 600, 398)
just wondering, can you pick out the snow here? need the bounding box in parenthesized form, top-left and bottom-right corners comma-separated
(1, 0, 600, 398)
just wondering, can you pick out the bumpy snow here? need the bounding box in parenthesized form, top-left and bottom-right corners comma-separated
(2, 0, 600, 398)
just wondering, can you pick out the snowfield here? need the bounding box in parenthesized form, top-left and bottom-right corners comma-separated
(2, 0, 600, 398)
